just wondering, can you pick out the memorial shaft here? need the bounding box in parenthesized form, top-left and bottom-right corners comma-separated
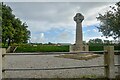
(74, 13, 84, 49)
(70, 13, 89, 52)
(76, 22, 83, 46)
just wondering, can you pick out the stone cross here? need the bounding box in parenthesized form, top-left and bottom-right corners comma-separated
(74, 13, 84, 23)
(74, 13, 84, 51)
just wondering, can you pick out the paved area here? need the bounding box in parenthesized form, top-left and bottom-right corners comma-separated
(3, 53, 120, 78)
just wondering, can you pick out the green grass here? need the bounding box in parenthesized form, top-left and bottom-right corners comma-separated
(15, 44, 69, 52)
(80, 74, 97, 78)
(89, 44, 120, 51)
(6, 43, 120, 53)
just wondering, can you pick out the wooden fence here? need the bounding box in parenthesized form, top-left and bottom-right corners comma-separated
(0, 46, 120, 79)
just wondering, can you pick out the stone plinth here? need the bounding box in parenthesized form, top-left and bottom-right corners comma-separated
(70, 45, 89, 52)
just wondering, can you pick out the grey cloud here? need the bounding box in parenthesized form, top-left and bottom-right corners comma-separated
(5, 2, 115, 31)
(5, 2, 113, 23)
(4, 2, 116, 43)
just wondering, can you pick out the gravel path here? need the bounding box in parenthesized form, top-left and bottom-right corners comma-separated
(3, 53, 120, 78)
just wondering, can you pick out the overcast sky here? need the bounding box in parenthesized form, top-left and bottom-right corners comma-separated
(5, 2, 117, 43)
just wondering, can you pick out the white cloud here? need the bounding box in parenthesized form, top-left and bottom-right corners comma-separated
(31, 37, 37, 43)
(56, 30, 75, 43)
(93, 29, 98, 32)
(27, 20, 75, 32)
(31, 33, 46, 43)
(84, 36, 114, 42)
(57, 32, 69, 40)
(6, 2, 114, 31)
(39, 33, 45, 43)
(83, 3, 115, 26)
(4, 2, 117, 43)
(40, 33, 44, 38)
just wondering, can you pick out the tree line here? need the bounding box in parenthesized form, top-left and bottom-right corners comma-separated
(88, 38, 118, 45)
(0, 3, 30, 47)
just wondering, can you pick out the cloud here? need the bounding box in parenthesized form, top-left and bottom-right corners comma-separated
(83, 3, 115, 26)
(4, 2, 116, 43)
(31, 33, 46, 43)
(54, 30, 75, 43)
(6, 2, 114, 30)
(84, 36, 114, 42)
(40, 33, 44, 38)
(57, 32, 70, 40)
(39, 33, 45, 42)
(93, 29, 98, 32)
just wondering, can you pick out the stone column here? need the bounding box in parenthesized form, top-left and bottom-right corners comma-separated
(74, 13, 84, 51)
(69, 13, 88, 52)
(74, 13, 84, 45)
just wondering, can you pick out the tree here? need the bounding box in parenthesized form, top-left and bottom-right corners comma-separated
(88, 38, 103, 44)
(1, 3, 30, 46)
(2, 3, 15, 46)
(0, 3, 2, 43)
(97, 2, 120, 39)
(48, 42, 53, 45)
(103, 40, 112, 44)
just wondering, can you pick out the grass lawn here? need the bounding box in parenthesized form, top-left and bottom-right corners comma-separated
(55, 53, 100, 60)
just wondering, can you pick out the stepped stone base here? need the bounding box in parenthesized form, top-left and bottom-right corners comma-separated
(70, 44, 89, 52)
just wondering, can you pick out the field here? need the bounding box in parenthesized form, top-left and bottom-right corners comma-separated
(14, 44, 120, 53)
(2, 43, 119, 52)
(89, 44, 120, 51)
(15, 44, 69, 52)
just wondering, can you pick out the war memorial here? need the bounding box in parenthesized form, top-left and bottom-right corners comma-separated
(70, 13, 89, 52)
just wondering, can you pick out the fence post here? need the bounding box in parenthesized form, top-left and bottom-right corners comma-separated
(0, 48, 2, 80)
(2, 48, 6, 79)
(104, 46, 115, 79)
